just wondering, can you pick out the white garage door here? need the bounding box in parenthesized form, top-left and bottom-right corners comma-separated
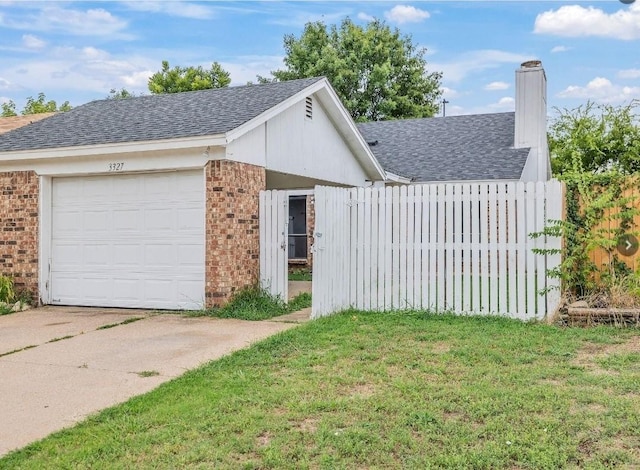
(50, 170, 205, 310)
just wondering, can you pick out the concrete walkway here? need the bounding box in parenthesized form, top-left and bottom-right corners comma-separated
(0, 307, 302, 457)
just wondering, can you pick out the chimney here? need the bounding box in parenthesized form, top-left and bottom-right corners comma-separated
(514, 60, 550, 181)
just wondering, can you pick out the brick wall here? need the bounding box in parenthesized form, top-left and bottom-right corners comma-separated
(0, 171, 39, 300)
(205, 160, 266, 307)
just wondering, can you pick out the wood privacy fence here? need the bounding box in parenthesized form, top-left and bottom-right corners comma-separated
(311, 181, 564, 320)
(588, 182, 640, 273)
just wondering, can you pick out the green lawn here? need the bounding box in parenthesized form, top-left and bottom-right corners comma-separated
(3, 312, 639, 469)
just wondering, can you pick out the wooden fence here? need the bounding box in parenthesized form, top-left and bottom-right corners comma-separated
(311, 181, 564, 320)
(588, 183, 640, 273)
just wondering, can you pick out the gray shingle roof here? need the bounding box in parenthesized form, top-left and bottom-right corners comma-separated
(357, 112, 530, 182)
(0, 77, 323, 152)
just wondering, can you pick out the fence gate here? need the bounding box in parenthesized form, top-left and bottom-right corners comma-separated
(259, 190, 289, 301)
(312, 181, 564, 321)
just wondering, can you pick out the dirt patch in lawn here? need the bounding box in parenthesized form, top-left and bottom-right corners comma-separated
(572, 336, 640, 375)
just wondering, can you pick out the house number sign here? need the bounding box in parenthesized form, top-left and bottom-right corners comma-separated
(108, 162, 125, 171)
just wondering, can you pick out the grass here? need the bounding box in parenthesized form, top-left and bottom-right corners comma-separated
(288, 267, 312, 281)
(0, 344, 36, 358)
(191, 287, 312, 321)
(136, 370, 161, 378)
(2, 312, 639, 468)
(96, 317, 144, 330)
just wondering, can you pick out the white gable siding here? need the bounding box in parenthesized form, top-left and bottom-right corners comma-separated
(263, 98, 370, 187)
(225, 124, 266, 167)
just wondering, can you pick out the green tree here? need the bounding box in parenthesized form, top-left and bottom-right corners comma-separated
(107, 88, 138, 99)
(1, 93, 71, 117)
(148, 60, 231, 94)
(549, 100, 640, 175)
(1, 101, 17, 117)
(270, 18, 442, 122)
(22, 93, 71, 114)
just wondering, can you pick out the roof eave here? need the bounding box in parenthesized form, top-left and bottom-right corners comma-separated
(0, 134, 227, 162)
(385, 172, 412, 184)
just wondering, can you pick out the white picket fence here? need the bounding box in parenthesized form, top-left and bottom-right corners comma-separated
(311, 181, 563, 320)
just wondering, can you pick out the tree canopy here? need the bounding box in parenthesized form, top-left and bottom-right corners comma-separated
(270, 18, 442, 122)
(549, 101, 640, 175)
(1, 92, 71, 117)
(107, 88, 139, 100)
(148, 60, 231, 94)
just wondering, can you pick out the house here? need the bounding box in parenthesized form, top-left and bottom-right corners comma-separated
(357, 60, 551, 184)
(0, 77, 385, 310)
(0, 61, 550, 309)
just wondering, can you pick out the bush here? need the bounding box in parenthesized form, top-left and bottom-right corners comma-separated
(0, 275, 15, 304)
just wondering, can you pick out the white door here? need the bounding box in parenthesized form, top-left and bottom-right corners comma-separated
(50, 170, 205, 310)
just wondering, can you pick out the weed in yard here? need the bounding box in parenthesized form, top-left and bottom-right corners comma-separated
(96, 317, 144, 330)
(0, 345, 36, 358)
(136, 371, 161, 378)
(46, 335, 74, 344)
(288, 267, 312, 281)
(191, 287, 311, 321)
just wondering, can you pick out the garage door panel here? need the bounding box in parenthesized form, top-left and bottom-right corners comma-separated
(112, 279, 142, 301)
(54, 210, 83, 233)
(178, 244, 205, 266)
(113, 244, 143, 267)
(51, 170, 205, 310)
(144, 244, 176, 267)
(113, 209, 142, 231)
(179, 208, 205, 231)
(84, 211, 109, 231)
(84, 244, 110, 266)
(145, 209, 175, 231)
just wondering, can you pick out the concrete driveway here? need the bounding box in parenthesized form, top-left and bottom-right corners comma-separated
(0, 307, 301, 457)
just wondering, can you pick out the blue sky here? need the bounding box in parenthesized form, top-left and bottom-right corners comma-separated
(1, 1, 639, 117)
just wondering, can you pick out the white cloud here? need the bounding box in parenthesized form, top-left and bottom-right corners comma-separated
(534, 4, 640, 40)
(121, 70, 153, 88)
(430, 50, 531, 83)
(0, 96, 11, 105)
(121, 1, 217, 20)
(550, 45, 570, 53)
(22, 34, 45, 49)
(558, 77, 640, 104)
(384, 5, 430, 24)
(357, 12, 374, 22)
(220, 55, 285, 85)
(488, 97, 515, 110)
(269, 10, 350, 27)
(0, 6, 129, 38)
(441, 86, 459, 99)
(0, 78, 12, 90)
(618, 69, 640, 79)
(484, 81, 509, 91)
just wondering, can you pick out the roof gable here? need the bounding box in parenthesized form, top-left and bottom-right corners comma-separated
(357, 112, 530, 182)
(0, 78, 323, 153)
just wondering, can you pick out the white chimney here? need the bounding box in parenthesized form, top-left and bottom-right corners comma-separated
(514, 60, 551, 181)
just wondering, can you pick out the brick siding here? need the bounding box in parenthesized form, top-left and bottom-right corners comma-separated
(205, 160, 266, 306)
(0, 171, 39, 301)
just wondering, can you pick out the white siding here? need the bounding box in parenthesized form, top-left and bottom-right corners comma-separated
(264, 97, 370, 187)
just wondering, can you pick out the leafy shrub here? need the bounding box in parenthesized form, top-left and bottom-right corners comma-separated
(0, 275, 15, 304)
